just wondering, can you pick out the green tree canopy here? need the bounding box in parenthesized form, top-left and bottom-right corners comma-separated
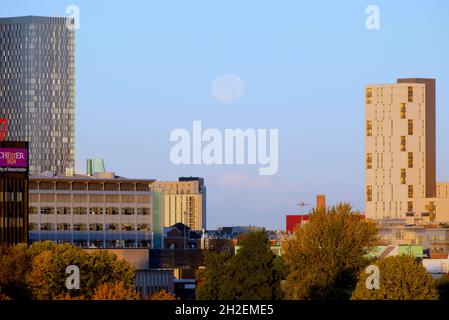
(196, 251, 229, 300)
(219, 231, 282, 300)
(0, 241, 135, 300)
(196, 231, 282, 300)
(351, 255, 437, 300)
(282, 203, 378, 300)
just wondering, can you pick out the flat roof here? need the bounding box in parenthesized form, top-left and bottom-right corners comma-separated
(0, 16, 70, 24)
(30, 173, 156, 184)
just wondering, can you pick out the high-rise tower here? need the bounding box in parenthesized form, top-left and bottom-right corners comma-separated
(365, 78, 436, 220)
(0, 16, 75, 174)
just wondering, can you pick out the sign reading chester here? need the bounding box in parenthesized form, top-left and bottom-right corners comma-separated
(0, 148, 28, 173)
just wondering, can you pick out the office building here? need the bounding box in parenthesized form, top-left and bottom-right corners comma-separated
(0, 141, 29, 246)
(365, 78, 449, 222)
(28, 172, 155, 248)
(27, 169, 207, 249)
(0, 16, 75, 174)
(150, 178, 206, 231)
(179, 177, 206, 229)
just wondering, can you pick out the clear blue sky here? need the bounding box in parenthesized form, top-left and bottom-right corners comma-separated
(2, 0, 449, 229)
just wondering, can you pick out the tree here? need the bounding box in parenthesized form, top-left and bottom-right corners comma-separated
(27, 244, 136, 299)
(0, 244, 33, 299)
(434, 276, 449, 300)
(196, 251, 229, 300)
(282, 203, 378, 300)
(92, 281, 140, 300)
(0, 242, 137, 300)
(26, 250, 60, 299)
(149, 290, 176, 300)
(351, 255, 438, 300)
(218, 231, 282, 300)
(83, 250, 136, 297)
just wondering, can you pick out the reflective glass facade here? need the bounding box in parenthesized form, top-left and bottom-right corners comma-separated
(0, 16, 75, 175)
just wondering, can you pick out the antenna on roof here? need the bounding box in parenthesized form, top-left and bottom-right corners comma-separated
(296, 201, 310, 215)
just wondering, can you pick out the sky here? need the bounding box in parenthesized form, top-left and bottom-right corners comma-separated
(1, 0, 449, 230)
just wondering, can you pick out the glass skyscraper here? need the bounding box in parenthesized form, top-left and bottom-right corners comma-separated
(0, 16, 75, 175)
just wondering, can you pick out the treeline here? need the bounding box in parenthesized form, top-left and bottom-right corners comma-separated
(0, 241, 174, 300)
(197, 203, 449, 300)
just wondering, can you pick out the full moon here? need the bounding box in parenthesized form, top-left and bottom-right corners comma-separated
(211, 73, 245, 104)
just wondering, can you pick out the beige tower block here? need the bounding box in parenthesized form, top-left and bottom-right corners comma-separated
(364, 79, 449, 223)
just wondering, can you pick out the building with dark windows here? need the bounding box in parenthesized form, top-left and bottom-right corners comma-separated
(28, 172, 155, 248)
(27, 170, 207, 249)
(0, 141, 29, 246)
(0, 16, 75, 174)
(179, 177, 207, 229)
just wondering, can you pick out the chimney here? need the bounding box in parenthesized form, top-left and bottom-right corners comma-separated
(86, 159, 93, 176)
(316, 194, 326, 211)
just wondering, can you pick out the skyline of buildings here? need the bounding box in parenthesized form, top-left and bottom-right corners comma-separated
(1, 15, 449, 242)
(0, 16, 75, 175)
(0, 1, 447, 304)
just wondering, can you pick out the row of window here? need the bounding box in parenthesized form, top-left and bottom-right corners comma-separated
(29, 223, 150, 231)
(366, 152, 414, 170)
(367, 183, 413, 203)
(0, 192, 23, 202)
(366, 119, 413, 138)
(366, 87, 413, 104)
(28, 239, 151, 249)
(30, 207, 151, 215)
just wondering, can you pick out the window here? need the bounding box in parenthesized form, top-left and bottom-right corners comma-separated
(408, 152, 413, 168)
(408, 185, 413, 198)
(366, 88, 372, 104)
(396, 230, 404, 240)
(366, 185, 372, 201)
(137, 208, 150, 215)
(401, 169, 406, 184)
(73, 207, 87, 215)
(29, 223, 38, 231)
(106, 207, 119, 215)
(41, 223, 54, 231)
(73, 223, 87, 231)
(366, 153, 372, 169)
(40, 207, 54, 215)
(122, 208, 135, 215)
(408, 86, 413, 102)
(89, 223, 103, 231)
(106, 223, 119, 231)
(408, 119, 413, 135)
(400, 103, 406, 119)
(122, 224, 134, 231)
(29, 207, 38, 214)
(407, 201, 413, 212)
(57, 207, 71, 215)
(137, 224, 150, 231)
(90, 207, 103, 215)
(366, 120, 372, 136)
(57, 223, 71, 231)
(400, 136, 406, 151)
